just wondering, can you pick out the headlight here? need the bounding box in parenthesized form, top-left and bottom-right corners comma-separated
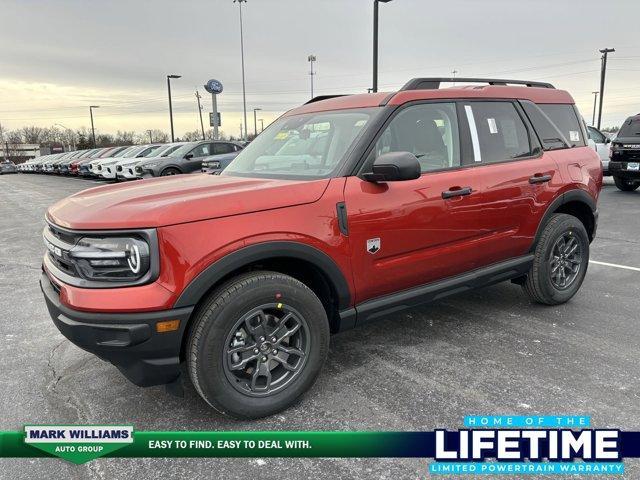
(70, 237, 151, 282)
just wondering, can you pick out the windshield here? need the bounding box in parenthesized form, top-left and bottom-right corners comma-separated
(111, 146, 136, 158)
(159, 144, 183, 157)
(223, 108, 376, 179)
(141, 145, 163, 157)
(618, 117, 640, 137)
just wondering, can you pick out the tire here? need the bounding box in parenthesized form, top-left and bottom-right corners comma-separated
(187, 271, 329, 419)
(523, 214, 589, 305)
(161, 167, 181, 176)
(613, 176, 639, 191)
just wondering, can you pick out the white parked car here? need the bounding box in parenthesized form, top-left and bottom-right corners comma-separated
(98, 144, 164, 179)
(586, 125, 611, 175)
(115, 142, 186, 180)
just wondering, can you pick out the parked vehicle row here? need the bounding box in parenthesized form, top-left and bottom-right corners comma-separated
(16, 140, 245, 180)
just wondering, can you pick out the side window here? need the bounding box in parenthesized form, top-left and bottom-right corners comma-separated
(374, 103, 460, 172)
(464, 102, 534, 163)
(213, 143, 235, 154)
(538, 104, 586, 147)
(520, 100, 569, 150)
(587, 126, 606, 144)
(189, 144, 211, 158)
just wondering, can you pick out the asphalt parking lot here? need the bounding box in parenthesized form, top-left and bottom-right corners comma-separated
(1, 173, 639, 479)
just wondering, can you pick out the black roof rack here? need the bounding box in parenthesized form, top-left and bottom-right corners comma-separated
(304, 95, 349, 105)
(400, 77, 555, 91)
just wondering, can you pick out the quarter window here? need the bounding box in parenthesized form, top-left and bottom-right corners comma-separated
(538, 104, 586, 147)
(464, 102, 534, 163)
(587, 126, 606, 144)
(374, 103, 460, 172)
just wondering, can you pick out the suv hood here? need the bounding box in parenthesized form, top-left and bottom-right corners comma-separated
(48, 174, 330, 230)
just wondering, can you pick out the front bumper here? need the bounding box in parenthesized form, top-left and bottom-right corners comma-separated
(41, 272, 193, 387)
(609, 160, 640, 180)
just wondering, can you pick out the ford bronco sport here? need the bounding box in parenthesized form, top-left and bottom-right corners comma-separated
(41, 77, 602, 419)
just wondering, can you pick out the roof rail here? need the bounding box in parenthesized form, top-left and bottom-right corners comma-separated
(304, 95, 349, 105)
(400, 77, 555, 91)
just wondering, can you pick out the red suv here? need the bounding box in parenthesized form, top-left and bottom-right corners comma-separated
(41, 78, 602, 419)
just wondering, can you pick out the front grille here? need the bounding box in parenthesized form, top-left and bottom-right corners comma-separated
(116, 165, 122, 172)
(44, 224, 81, 279)
(135, 166, 142, 173)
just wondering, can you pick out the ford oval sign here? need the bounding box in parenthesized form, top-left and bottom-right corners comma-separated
(204, 79, 223, 94)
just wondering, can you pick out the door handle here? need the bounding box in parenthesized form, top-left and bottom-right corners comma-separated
(442, 186, 472, 199)
(529, 174, 552, 184)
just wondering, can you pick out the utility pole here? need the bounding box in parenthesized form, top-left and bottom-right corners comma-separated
(308, 55, 316, 99)
(253, 108, 261, 137)
(167, 74, 181, 142)
(372, 0, 392, 93)
(89, 105, 99, 147)
(259, 118, 264, 132)
(597, 48, 615, 130)
(195, 90, 206, 140)
(591, 91, 599, 126)
(234, 0, 248, 141)
(239, 123, 243, 140)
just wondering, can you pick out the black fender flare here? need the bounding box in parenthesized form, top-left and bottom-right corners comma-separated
(173, 241, 352, 310)
(530, 189, 597, 252)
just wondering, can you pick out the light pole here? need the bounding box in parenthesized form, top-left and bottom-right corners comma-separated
(54, 123, 75, 151)
(253, 108, 261, 137)
(308, 54, 316, 99)
(234, 0, 248, 141)
(147, 129, 153, 143)
(89, 106, 99, 147)
(258, 118, 264, 132)
(195, 90, 206, 140)
(167, 74, 181, 142)
(591, 91, 599, 126)
(597, 48, 614, 130)
(372, 0, 392, 93)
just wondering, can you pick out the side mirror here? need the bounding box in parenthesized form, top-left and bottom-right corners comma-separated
(363, 151, 421, 182)
(604, 137, 611, 144)
(184, 153, 194, 160)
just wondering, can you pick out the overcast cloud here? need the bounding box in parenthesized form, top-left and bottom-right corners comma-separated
(1, 0, 639, 137)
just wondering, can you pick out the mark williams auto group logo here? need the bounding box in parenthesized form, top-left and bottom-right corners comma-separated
(430, 415, 624, 475)
(24, 425, 133, 464)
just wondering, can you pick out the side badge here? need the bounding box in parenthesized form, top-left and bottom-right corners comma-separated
(367, 238, 381, 254)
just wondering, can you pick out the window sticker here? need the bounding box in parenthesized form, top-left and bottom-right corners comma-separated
(487, 118, 498, 134)
(569, 131, 580, 142)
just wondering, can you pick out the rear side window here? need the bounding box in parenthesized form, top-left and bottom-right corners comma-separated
(520, 100, 569, 150)
(463, 102, 534, 163)
(213, 143, 235, 154)
(538, 104, 586, 147)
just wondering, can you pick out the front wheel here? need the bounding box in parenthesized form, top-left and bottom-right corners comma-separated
(161, 167, 181, 176)
(187, 271, 329, 419)
(523, 214, 589, 305)
(613, 176, 639, 191)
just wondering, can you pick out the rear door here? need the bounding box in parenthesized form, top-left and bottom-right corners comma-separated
(459, 100, 560, 264)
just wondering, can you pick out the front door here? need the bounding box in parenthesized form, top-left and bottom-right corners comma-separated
(345, 102, 488, 303)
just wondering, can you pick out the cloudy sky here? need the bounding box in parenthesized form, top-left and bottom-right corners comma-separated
(1, 0, 639, 138)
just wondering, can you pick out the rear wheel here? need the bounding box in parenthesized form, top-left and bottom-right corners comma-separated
(613, 175, 639, 191)
(523, 214, 589, 305)
(161, 167, 181, 176)
(187, 271, 329, 419)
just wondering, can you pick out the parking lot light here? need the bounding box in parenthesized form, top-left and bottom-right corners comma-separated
(234, 0, 248, 142)
(372, 0, 393, 93)
(89, 106, 100, 148)
(253, 108, 261, 137)
(167, 74, 182, 142)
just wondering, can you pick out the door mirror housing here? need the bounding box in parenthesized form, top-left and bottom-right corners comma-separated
(604, 137, 611, 144)
(184, 153, 194, 160)
(363, 152, 421, 182)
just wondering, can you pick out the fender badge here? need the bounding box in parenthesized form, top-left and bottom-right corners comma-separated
(367, 238, 381, 254)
